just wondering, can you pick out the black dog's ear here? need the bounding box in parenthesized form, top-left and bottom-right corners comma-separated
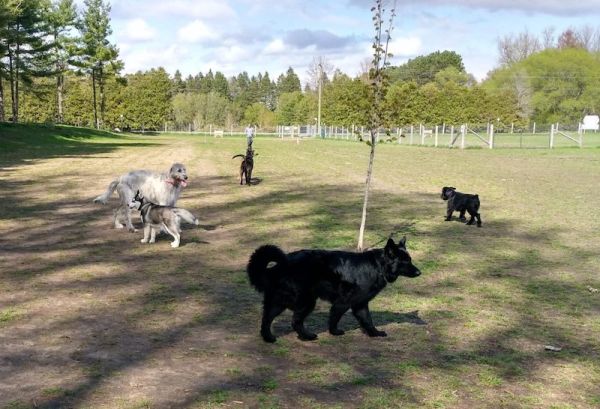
(449, 187, 456, 190)
(384, 238, 398, 258)
(398, 236, 406, 248)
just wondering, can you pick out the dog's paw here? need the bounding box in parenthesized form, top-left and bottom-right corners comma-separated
(115, 224, 125, 229)
(140, 239, 148, 243)
(329, 328, 345, 336)
(298, 332, 318, 341)
(149, 239, 155, 243)
(368, 330, 387, 337)
(261, 333, 277, 343)
(171, 242, 180, 248)
(128, 227, 137, 233)
(444, 218, 452, 221)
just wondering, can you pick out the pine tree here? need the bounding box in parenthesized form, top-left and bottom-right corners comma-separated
(74, 0, 121, 129)
(3, 0, 54, 123)
(47, 0, 77, 123)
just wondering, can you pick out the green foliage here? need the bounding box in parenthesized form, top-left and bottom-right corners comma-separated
(276, 91, 314, 125)
(322, 73, 370, 126)
(276, 67, 301, 94)
(119, 68, 172, 130)
(389, 50, 465, 86)
(484, 48, 600, 124)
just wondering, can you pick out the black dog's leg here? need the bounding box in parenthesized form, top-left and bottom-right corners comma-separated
(352, 303, 386, 337)
(240, 167, 244, 185)
(459, 209, 467, 222)
(476, 212, 482, 227)
(445, 207, 454, 221)
(261, 298, 285, 343)
(328, 303, 350, 336)
(292, 298, 317, 341)
(466, 207, 476, 225)
(246, 166, 252, 186)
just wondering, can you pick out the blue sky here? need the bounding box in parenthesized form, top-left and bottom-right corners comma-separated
(94, 0, 600, 84)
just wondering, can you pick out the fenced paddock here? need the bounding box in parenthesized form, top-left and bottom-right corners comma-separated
(2, 123, 599, 408)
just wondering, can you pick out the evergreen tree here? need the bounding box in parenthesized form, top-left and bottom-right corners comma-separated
(3, 0, 54, 123)
(47, 0, 77, 123)
(74, 0, 121, 129)
(213, 71, 229, 98)
(276, 67, 301, 94)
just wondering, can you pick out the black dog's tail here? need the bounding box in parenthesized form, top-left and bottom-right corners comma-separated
(474, 194, 481, 212)
(247, 245, 287, 293)
(232, 154, 244, 160)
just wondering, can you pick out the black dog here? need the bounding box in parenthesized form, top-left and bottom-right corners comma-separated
(232, 147, 256, 185)
(441, 186, 482, 227)
(247, 237, 421, 343)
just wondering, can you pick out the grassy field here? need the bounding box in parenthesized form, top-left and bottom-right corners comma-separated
(1, 123, 599, 409)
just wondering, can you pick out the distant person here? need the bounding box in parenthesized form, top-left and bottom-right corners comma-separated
(245, 124, 255, 147)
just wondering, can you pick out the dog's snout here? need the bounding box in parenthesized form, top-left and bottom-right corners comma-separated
(184, 175, 188, 180)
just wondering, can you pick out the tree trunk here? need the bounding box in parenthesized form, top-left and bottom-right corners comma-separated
(57, 73, 64, 123)
(14, 31, 20, 123)
(8, 51, 17, 123)
(99, 65, 105, 128)
(92, 68, 98, 129)
(357, 130, 377, 251)
(0, 77, 5, 122)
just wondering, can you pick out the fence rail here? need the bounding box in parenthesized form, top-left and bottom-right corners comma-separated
(147, 122, 600, 149)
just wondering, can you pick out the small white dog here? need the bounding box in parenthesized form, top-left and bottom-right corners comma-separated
(94, 163, 188, 232)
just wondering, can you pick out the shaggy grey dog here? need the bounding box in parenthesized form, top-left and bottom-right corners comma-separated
(93, 163, 189, 232)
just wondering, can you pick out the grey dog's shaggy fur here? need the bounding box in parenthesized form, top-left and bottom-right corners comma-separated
(93, 163, 189, 231)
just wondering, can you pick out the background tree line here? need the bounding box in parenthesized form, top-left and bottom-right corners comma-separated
(2, 2, 600, 131)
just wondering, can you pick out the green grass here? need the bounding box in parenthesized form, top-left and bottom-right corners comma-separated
(1, 126, 599, 408)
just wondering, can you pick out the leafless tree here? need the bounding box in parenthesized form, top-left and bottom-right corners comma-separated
(541, 26, 556, 49)
(512, 69, 533, 120)
(497, 30, 541, 66)
(305, 56, 335, 91)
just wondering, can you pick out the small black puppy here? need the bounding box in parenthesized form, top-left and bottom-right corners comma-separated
(441, 186, 482, 227)
(247, 237, 421, 343)
(232, 147, 256, 185)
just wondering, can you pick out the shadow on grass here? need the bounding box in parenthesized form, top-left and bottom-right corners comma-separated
(0, 123, 158, 169)
(1, 173, 599, 408)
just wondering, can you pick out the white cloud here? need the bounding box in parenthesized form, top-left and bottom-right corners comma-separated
(348, 0, 600, 16)
(388, 36, 422, 58)
(264, 39, 286, 54)
(112, 0, 236, 20)
(177, 20, 220, 43)
(121, 18, 156, 42)
(121, 44, 189, 74)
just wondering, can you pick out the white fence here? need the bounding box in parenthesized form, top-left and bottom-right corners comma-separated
(151, 122, 599, 148)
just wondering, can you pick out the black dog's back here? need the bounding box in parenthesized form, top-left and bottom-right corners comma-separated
(247, 238, 421, 343)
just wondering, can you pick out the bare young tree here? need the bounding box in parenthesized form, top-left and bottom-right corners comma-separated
(306, 56, 334, 91)
(574, 25, 596, 51)
(357, 0, 396, 251)
(512, 69, 533, 121)
(497, 29, 541, 66)
(541, 26, 556, 49)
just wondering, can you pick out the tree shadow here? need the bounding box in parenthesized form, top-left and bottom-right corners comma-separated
(1, 164, 599, 408)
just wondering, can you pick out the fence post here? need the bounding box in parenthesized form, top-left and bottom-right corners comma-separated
(442, 122, 446, 134)
(461, 124, 466, 149)
(532, 122, 536, 134)
(550, 124, 555, 148)
(421, 124, 425, 145)
(510, 122, 514, 134)
(398, 127, 402, 144)
(410, 125, 414, 145)
(450, 125, 454, 147)
(435, 125, 439, 147)
(489, 124, 494, 149)
(579, 124, 583, 148)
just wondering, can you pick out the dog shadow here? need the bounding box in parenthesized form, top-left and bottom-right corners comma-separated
(248, 177, 262, 186)
(272, 309, 427, 337)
